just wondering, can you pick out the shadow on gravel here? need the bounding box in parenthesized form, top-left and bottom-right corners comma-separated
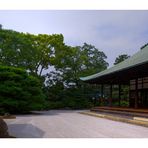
(8, 123, 45, 138)
(33, 110, 87, 116)
(15, 110, 86, 117)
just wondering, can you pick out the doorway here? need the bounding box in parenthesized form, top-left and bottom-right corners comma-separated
(141, 90, 148, 108)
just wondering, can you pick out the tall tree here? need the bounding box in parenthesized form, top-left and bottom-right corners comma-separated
(80, 43, 108, 76)
(0, 28, 65, 76)
(47, 43, 108, 87)
(114, 54, 130, 65)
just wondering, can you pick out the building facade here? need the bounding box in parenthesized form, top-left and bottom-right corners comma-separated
(80, 46, 148, 109)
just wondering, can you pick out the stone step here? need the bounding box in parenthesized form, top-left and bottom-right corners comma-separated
(93, 107, 148, 113)
(91, 108, 148, 118)
(80, 111, 148, 128)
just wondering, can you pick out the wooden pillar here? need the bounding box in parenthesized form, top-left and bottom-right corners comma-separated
(109, 84, 112, 106)
(118, 84, 121, 107)
(101, 84, 104, 106)
(135, 79, 138, 109)
(129, 82, 131, 108)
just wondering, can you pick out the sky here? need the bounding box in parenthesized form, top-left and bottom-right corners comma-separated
(0, 10, 148, 67)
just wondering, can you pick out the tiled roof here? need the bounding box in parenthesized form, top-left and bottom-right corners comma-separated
(80, 46, 148, 81)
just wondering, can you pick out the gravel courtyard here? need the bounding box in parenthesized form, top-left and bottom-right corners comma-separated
(4, 110, 148, 138)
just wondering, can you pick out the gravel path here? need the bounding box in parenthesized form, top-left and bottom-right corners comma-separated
(4, 110, 148, 138)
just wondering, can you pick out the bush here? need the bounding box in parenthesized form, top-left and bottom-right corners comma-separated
(45, 87, 93, 110)
(63, 88, 93, 109)
(120, 100, 129, 107)
(62, 97, 92, 109)
(45, 101, 65, 109)
(0, 65, 45, 114)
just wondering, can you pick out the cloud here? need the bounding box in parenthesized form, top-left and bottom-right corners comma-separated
(0, 10, 148, 66)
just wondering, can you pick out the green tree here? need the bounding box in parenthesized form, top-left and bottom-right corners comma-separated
(30, 33, 65, 76)
(44, 43, 108, 109)
(114, 54, 130, 65)
(0, 28, 65, 77)
(0, 26, 109, 110)
(0, 65, 46, 114)
(80, 43, 108, 76)
(50, 43, 108, 87)
(0, 29, 38, 73)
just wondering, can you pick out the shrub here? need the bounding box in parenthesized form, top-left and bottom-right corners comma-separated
(45, 87, 93, 110)
(0, 65, 45, 114)
(45, 101, 65, 109)
(120, 100, 129, 107)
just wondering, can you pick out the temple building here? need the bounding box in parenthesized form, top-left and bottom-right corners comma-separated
(80, 45, 148, 109)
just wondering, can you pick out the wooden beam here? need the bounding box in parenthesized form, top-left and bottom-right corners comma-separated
(109, 84, 112, 106)
(135, 79, 138, 109)
(101, 84, 104, 106)
(118, 84, 121, 107)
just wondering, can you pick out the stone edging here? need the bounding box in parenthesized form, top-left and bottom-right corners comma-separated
(79, 111, 148, 128)
(0, 115, 16, 119)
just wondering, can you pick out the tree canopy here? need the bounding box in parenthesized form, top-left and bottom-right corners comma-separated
(46, 43, 108, 87)
(0, 28, 108, 88)
(1, 25, 144, 111)
(0, 26, 109, 111)
(114, 54, 130, 65)
(0, 28, 65, 77)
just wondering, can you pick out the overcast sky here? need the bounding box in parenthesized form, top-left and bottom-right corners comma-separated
(0, 10, 148, 67)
